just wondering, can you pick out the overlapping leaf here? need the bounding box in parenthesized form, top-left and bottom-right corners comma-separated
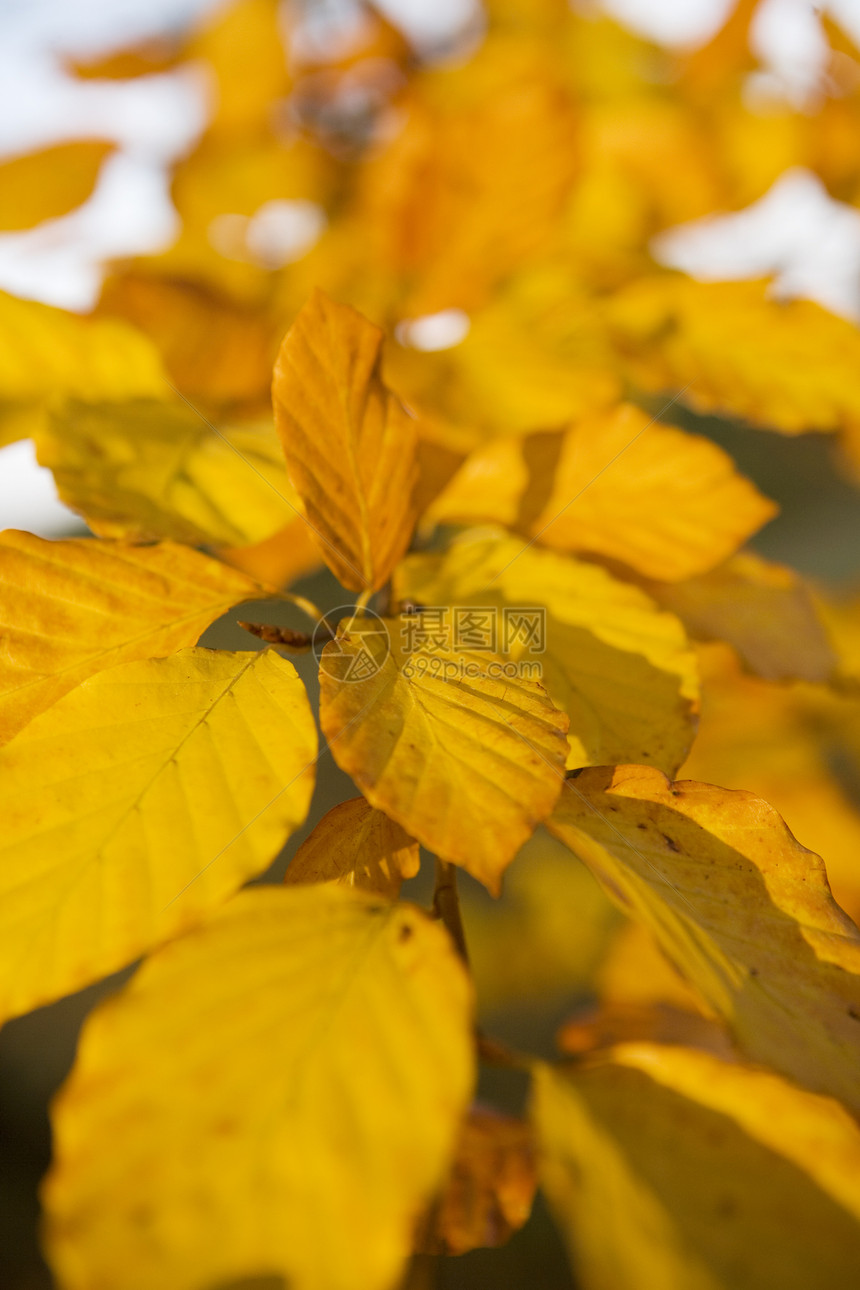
(534, 1044, 860, 1290)
(272, 291, 419, 591)
(0, 531, 265, 743)
(44, 884, 475, 1290)
(646, 552, 837, 683)
(548, 765, 860, 1113)
(428, 404, 775, 581)
(285, 797, 420, 898)
(396, 533, 699, 772)
(39, 402, 299, 547)
(0, 647, 316, 1020)
(318, 613, 569, 892)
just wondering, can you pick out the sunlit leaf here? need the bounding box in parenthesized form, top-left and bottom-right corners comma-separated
(217, 517, 322, 588)
(39, 401, 298, 546)
(44, 884, 474, 1290)
(548, 765, 860, 1114)
(0, 530, 265, 744)
(416, 1106, 536, 1256)
(0, 648, 316, 1020)
(428, 404, 775, 581)
(534, 1045, 860, 1290)
(396, 532, 699, 772)
(0, 290, 167, 445)
(0, 140, 114, 231)
(318, 613, 569, 892)
(607, 275, 860, 435)
(272, 291, 419, 591)
(285, 796, 419, 898)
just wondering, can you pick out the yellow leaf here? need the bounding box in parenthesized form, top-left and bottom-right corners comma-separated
(39, 402, 299, 547)
(533, 1044, 860, 1290)
(188, 0, 292, 138)
(217, 517, 322, 589)
(97, 271, 278, 409)
(0, 140, 114, 231)
(318, 614, 569, 892)
(0, 290, 167, 444)
(416, 1106, 537, 1256)
(0, 530, 265, 745)
(386, 273, 622, 438)
(43, 884, 474, 1290)
(396, 532, 699, 773)
(356, 36, 579, 314)
(285, 797, 420, 898)
(646, 552, 837, 682)
(607, 275, 860, 435)
(682, 641, 860, 927)
(0, 647, 316, 1020)
(428, 404, 775, 581)
(273, 292, 419, 591)
(548, 765, 860, 1114)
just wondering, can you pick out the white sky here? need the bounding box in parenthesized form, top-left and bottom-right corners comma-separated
(2, 0, 860, 535)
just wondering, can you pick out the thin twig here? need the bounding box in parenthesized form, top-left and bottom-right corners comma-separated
(432, 858, 469, 964)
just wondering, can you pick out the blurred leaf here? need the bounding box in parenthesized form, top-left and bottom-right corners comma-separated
(0, 140, 114, 231)
(534, 1044, 860, 1290)
(428, 404, 776, 581)
(646, 552, 837, 683)
(44, 885, 475, 1290)
(40, 401, 298, 547)
(416, 1106, 537, 1256)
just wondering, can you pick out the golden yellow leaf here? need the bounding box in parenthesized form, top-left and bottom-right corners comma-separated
(682, 641, 860, 927)
(0, 140, 114, 231)
(217, 517, 322, 589)
(272, 291, 419, 591)
(0, 290, 167, 444)
(428, 404, 775, 581)
(285, 797, 420, 898)
(0, 530, 265, 745)
(0, 647, 316, 1020)
(607, 275, 860, 435)
(386, 273, 622, 438)
(318, 613, 569, 893)
(188, 0, 291, 138)
(97, 271, 278, 409)
(39, 402, 299, 547)
(646, 552, 837, 682)
(356, 36, 579, 314)
(416, 1106, 536, 1256)
(548, 765, 860, 1114)
(534, 1045, 860, 1290)
(66, 34, 181, 79)
(44, 885, 475, 1290)
(396, 533, 699, 773)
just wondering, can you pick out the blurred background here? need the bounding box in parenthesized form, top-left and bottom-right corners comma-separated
(2, 0, 860, 1286)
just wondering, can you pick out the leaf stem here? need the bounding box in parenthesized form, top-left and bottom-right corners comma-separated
(432, 858, 469, 964)
(271, 590, 327, 627)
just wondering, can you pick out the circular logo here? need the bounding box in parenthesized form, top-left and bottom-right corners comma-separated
(313, 606, 391, 683)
